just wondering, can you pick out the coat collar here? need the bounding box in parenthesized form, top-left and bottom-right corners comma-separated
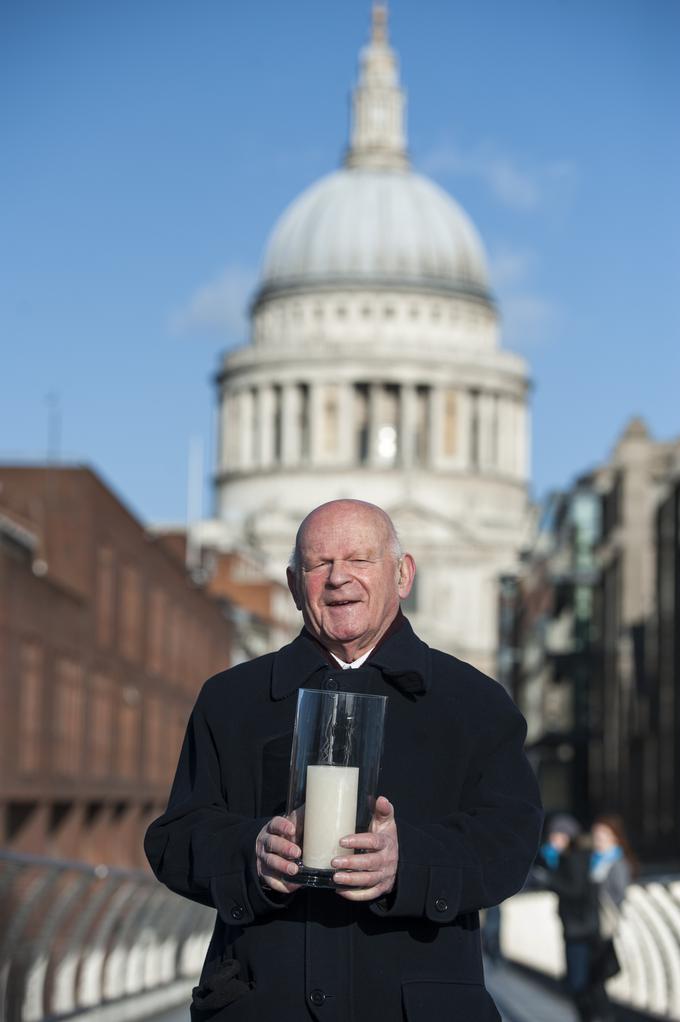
(270, 615, 431, 701)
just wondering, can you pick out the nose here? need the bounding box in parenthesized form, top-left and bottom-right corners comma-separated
(326, 560, 351, 587)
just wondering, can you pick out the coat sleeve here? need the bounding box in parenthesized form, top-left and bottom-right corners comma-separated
(371, 689, 543, 924)
(144, 689, 293, 926)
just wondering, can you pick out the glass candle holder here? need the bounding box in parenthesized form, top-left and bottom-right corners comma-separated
(286, 688, 387, 889)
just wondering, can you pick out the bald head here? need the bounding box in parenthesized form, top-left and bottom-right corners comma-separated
(290, 500, 402, 575)
(287, 499, 415, 662)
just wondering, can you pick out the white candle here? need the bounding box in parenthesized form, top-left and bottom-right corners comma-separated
(302, 764, 359, 869)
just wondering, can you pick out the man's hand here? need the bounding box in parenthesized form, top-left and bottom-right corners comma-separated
(255, 816, 301, 894)
(331, 796, 398, 902)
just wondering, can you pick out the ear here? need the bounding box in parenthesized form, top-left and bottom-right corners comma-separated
(287, 566, 303, 610)
(396, 553, 416, 599)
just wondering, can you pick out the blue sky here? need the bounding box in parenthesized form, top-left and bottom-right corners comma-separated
(2, 0, 679, 525)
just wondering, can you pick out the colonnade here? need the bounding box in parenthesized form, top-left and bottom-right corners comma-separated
(219, 379, 528, 479)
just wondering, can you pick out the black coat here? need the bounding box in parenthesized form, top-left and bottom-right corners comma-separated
(145, 619, 543, 1021)
(545, 847, 600, 942)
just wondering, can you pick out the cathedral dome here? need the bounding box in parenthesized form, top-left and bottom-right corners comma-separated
(254, 4, 491, 308)
(258, 167, 490, 300)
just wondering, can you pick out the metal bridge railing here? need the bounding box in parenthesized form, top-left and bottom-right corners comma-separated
(501, 875, 680, 1020)
(0, 850, 213, 1022)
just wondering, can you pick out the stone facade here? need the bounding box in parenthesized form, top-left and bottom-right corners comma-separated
(503, 418, 680, 861)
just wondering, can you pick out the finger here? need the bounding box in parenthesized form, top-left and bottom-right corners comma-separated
(261, 851, 300, 878)
(335, 882, 388, 902)
(268, 816, 297, 838)
(331, 851, 384, 871)
(374, 796, 394, 821)
(261, 872, 302, 895)
(338, 832, 383, 851)
(333, 868, 386, 888)
(264, 834, 301, 860)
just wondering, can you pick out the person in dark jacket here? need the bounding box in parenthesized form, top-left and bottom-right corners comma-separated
(145, 499, 543, 1021)
(535, 814, 631, 1022)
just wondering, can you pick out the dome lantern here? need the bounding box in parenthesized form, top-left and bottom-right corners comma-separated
(345, 3, 409, 172)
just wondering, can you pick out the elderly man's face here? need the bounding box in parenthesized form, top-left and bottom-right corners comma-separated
(287, 502, 415, 659)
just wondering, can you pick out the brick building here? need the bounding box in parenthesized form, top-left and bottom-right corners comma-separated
(0, 465, 233, 868)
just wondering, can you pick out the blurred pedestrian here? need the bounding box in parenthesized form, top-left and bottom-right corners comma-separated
(533, 815, 600, 1021)
(535, 812, 582, 873)
(534, 813, 635, 1022)
(586, 815, 636, 1020)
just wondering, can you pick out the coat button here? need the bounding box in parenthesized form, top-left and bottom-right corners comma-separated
(434, 897, 448, 913)
(325, 678, 339, 690)
(230, 904, 245, 920)
(309, 988, 326, 1005)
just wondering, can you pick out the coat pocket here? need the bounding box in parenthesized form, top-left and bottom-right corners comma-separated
(191, 953, 252, 1018)
(402, 979, 501, 1021)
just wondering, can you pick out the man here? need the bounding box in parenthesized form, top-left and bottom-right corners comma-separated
(145, 499, 542, 1021)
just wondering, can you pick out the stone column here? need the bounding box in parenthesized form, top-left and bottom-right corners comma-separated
(368, 383, 381, 466)
(217, 389, 229, 472)
(453, 389, 469, 469)
(497, 396, 513, 475)
(478, 391, 496, 470)
(399, 383, 417, 468)
(257, 384, 275, 468)
(239, 389, 254, 470)
(428, 386, 444, 468)
(310, 383, 325, 465)
(338, 382, 355, 465)
(516, 399, 529, 480)
(282, 383, 301, 466)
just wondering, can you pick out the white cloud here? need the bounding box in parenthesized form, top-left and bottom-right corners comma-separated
(488, 241, 557, 349)
(421, 141, 577, 212)
(501, 294, 556, 349)
(170, 264, 258, 339)
(489, 243, 534, 289)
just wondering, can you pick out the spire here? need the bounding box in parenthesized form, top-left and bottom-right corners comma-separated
(345, 3, 409, 171)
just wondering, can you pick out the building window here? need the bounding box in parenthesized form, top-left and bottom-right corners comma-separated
(54, 659, 84, 777)
(118, 691, 140, 781)
(96, 546, 115, 647)
(147, 588, 165, 676)
(415, 386, 430, 464)
(469, 389, 480, 469)
(375, 385, 399, 466)
(273, 385, 283, 464)
(89, 674, 113, 779)
(354, 384, 370, 465)
(144, 695, 164, 785)
(120, 563, 142, 663)
(19, 643, 43, 774)
(323, 387, 340, 456)
(443, 389, 458, 457)
(298, 384, 310, 461)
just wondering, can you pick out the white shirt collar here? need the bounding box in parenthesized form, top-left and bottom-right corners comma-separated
(329, 647, 374, 670)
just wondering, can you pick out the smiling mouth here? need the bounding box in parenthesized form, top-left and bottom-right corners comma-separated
(327, 600, 359, 607)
